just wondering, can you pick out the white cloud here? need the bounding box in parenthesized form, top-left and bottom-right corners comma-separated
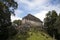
(14, 0, 60, 22)
(41, 4, 60, 13)
(11, 9, 23, 22)
(15, 10, 22, 14)
(15, 0, 60, 12)
(11, 15, 22, 22)
(15, 0, 60, 13)
(15, 0, 49, 9)
(14, 9, 23, 16)
(34, 11, 48, 21)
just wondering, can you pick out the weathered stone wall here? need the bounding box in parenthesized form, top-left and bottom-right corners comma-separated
(22, 19, 43, 27)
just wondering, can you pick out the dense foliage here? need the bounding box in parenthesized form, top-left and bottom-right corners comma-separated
(0, 0, 18, 40)
(44, 10, 60, 40)
(13, 20, 22, 26)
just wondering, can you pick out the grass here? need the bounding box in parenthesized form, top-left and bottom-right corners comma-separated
(8, 28, 54, 40)
(27, 31, 53, 40)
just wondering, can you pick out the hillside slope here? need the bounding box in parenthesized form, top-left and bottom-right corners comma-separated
(9, 31, 54, 40)
(27, 31, 53, 40)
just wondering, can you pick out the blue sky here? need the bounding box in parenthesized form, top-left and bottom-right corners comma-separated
(11, 0, 60, 22)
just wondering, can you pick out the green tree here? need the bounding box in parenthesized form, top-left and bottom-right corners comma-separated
(44, 10, 58, 38)
(54, 14, 60, 33)
(54, 14, 60, 40)
(13, 20, 22, 26)
(0, 0, 18, 40)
